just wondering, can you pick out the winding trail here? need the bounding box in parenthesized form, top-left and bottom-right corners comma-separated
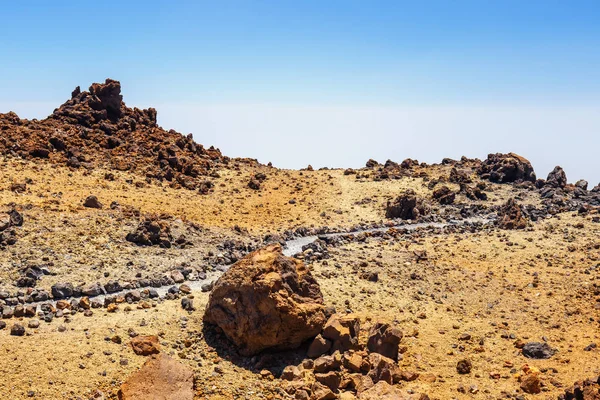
(21, 217, 494, 309)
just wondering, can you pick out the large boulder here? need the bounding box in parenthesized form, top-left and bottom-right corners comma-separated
(203, 244, 326, 356)
(385, 190, 427, 220)
(118, 354, 194, 400)
(478, 153, 536, 183)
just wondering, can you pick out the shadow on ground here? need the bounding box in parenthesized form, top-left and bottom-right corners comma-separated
(202, 323, 309, 377)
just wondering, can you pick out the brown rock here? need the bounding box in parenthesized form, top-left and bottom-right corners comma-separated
(367, 353, 399, 384)
(497, 198, 528, 230)
(118, 354, 193, 400)
(456, 359, 472, 374)
(314, 353, 342, 373)
(432, 186, 455, 205)
(367, 323, 403, 361)
(281, 365, 303, 381)
(311, 382, 337, 400)
(203, 244, 326, 355)
(385, 190, 427, 220)
(322, 314, 360, 352)
(477, 153, 536, 183)
(308, 334, 332, 358)
(83, 195, 103, 209)
(131, 335, 161, 356)
(315, 371, 342, 392)
(520, 373, 541, 394)
(397, 370, 419, 381)
(343, 352, 363, 373)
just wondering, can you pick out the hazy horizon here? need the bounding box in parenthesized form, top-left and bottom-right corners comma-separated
(3, 99, 598, 186)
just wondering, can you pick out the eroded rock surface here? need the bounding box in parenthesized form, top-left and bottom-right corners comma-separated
(118, 354, 194, 400)
(203, 244, 326, 355)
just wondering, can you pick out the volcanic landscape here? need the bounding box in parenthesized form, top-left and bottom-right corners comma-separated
(0, 79, 599, 400)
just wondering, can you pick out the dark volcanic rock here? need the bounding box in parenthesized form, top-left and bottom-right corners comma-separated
(546, 166, 567, 188)
(559, 376, 600, 400)
(432, 186, 455, 205)
(478, 153, 536, 183)
(83, 195, 103, 209)
(522, 342, 556, 359)
(126, 216, 173, 248)
(51, 282, 74, 299)
(385, 189, 427, 220)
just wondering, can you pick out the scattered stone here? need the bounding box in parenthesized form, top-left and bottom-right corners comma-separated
(130, 335, 161, 356)
(308, 334, 332, 358)
(478, 153, 536, 183)
(83, 195, 103, 209)
(51, 282, 74, 299)
(546, 166, 567, 188)
(432, 186, 455, 205)
(322, 314, 360, 353)
(456, 359, 472, 374)
(498, 198, 527, 230)
(10, 323, 25, 336)
(522, 342, 556, 359)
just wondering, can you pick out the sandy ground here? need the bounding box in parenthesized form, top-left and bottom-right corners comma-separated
(0, 158, 598, 399)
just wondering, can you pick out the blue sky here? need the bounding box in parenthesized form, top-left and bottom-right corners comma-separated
(1, 1, 599, 183)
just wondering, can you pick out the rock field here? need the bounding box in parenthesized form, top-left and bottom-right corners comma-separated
(0, 80, 599, 399)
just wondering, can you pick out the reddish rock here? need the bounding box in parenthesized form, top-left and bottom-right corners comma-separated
(130, 335, 160, 356)
(322, 314, 360, 352)
(203, 244, 326, 355)
(367, 323, 403, 361)
(520, 373, 541, 394)
(308, 334, 332, 358)
(118, 354, 193, 400)
(0, 79, 230, 189)
(497, 198, 527, 230)
(367, 353, 399, 384)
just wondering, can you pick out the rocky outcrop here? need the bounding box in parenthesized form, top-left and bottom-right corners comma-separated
(118, 354, 194, 400)
(280, 316, 427, 400)
(497, 198, 527, 230)
(546, 166, 567, 188)
(203, 244, 326, 355)
(432, 186, 455, 205)
(126, 216, 173, 248)
(0, 79, 232, 189)
(478, 153, 536, 183)
(559, 376, 600, 400)
(385, 190, 427, 220)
